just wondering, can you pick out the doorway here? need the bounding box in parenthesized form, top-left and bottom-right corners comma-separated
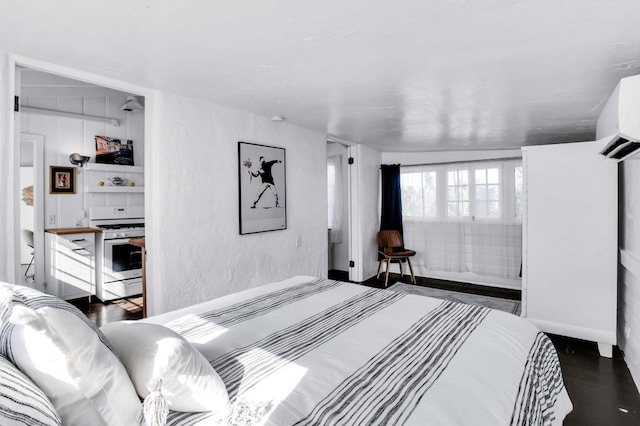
(14, 64, 146, 313)
(18, 134, 45, 289)
(327, 142, 350, 281)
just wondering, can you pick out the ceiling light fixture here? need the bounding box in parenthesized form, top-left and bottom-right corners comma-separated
(271, 115, 285, 122)
(121, 96, 145, 113)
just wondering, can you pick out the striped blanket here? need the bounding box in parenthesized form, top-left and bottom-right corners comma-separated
(145, 276, 572, 425)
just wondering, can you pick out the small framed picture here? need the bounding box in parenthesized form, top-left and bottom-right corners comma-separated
(238, 141, 287, 234)
(49, 166, 76, 194)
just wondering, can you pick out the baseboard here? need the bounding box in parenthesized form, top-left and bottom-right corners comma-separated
(414, 269, 522, 290)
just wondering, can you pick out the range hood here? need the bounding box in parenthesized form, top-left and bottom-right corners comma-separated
(597, 74, 640, 161)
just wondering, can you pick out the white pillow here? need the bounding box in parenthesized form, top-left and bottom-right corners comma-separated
(0, 283, 141, 426)
(101, 321, 229, 414)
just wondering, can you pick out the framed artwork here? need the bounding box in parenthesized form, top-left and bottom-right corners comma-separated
(95, 135, 135, 166)
(238, 141, 287, 234)
(49, 166, 76, 194)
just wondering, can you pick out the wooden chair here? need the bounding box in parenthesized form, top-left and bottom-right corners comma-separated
(21, 229, 35, 279)
(376, 230, 416, 287)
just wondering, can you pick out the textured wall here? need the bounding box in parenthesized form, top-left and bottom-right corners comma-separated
(148, 93, 328, 314)
(619, 159, 640, 391)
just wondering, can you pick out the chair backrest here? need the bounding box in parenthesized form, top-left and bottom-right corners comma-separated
(21, 229, 34, 249)
(377, 230, 404, 251)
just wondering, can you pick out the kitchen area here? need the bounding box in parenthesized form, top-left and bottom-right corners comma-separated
(17, 68, 147, 315)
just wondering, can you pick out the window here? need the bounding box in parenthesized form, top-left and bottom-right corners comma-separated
(401, 171, 437, 218)
(447, 170, 469, 217)
(514, 166, 523, 218)
(474, 168, 500, 218)
(400, 159, 522, 223)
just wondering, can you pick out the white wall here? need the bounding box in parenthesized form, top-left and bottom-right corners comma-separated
(149, 93, 328, 313)
(619, 158, 640, 390)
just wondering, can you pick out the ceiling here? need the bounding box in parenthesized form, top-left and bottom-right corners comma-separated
(2, 0, 640, 152)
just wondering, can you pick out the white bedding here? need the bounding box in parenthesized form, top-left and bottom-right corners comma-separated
(145, 276, 573, 425)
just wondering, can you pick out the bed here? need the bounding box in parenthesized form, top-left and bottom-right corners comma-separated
(0, 276, 572, 426)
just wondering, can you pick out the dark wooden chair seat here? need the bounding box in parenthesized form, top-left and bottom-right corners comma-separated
(377, 230, 416, 287)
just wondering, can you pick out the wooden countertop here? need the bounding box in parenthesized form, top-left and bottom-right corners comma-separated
(129, 237, 145, 248)
(45, 227, 102, 235)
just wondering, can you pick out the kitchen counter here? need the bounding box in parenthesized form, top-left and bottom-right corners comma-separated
(45, 227, 102, 235)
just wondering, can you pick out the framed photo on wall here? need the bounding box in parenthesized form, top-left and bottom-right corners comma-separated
(49, 166, 76, 194)
(238, 141, 287, 234)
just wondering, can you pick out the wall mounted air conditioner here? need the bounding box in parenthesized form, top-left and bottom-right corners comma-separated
(596, 74, 640, 162)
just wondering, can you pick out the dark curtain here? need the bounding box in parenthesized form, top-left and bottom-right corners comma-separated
(380, 164, 403, 234)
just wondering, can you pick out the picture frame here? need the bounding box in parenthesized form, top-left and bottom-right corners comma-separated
(49, 166, 76, 194)
(238, 141, 287, 234)
(95, 135, 135, 166)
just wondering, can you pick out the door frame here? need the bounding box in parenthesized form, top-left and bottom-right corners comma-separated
(327, 136, 363, 282)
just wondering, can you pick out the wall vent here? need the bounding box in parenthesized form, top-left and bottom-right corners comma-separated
(599, 134, 640, 162)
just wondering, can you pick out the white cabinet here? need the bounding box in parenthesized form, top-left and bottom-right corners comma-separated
(45, 230, 99, 300)
(522, 140, 618, 357)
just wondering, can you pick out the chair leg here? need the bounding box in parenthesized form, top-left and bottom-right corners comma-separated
(25, 256, 34, 277)
(407, 257, 416, 284)
(376, 260, 383, 279)
(384, 259, 391, 287)
(399, 260, 404, 277)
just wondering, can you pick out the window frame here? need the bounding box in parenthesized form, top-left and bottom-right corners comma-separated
(400, 159, 522, 225)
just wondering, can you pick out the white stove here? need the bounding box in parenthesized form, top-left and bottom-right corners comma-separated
(90, 207, 145, 301)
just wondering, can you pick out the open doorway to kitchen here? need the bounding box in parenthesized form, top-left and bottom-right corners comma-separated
(327, 142, 351, 281)
(13, 63, 147, 319)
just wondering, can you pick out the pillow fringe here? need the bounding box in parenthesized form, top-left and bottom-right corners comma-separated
(140, 377, 168, 426)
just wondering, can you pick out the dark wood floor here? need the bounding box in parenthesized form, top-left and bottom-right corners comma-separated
(79, 273, 640, 425)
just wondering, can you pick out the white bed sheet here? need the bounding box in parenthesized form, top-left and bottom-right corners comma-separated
(145, 276, 573, 426)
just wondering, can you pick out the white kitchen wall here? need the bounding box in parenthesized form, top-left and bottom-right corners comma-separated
(20, 70, 144, 228)
(619, 158, 640, 391)
(148, 93, 328, 314)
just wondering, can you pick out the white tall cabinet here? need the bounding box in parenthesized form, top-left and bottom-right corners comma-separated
(522, 140, 618, 357)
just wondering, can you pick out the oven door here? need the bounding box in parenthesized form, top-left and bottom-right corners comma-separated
(103, 238, 143, 283)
